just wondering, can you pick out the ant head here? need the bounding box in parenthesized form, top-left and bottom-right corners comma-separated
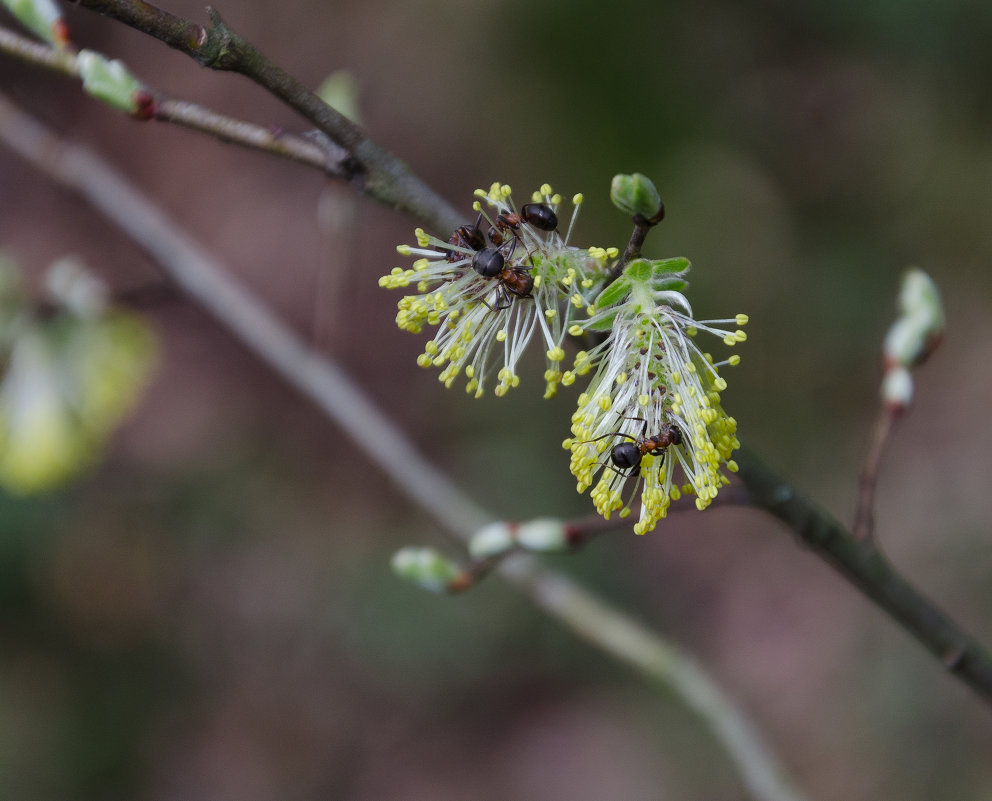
(472, 247, 504, 278)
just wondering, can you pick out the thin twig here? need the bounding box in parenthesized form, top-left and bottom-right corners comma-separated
(0, 25, 348, 177)
(0, 25, 78, 75)
(0, 91, 809, 801)
(852, 404, 898, 541)
(73, 0, 463, 233)
(611, 214, 655, 279)
(451, 484, 755, 586)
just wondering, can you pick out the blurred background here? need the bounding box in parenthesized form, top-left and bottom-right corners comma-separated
(1, 0, 992, 798)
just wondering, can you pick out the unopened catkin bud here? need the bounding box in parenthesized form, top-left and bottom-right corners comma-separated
(391, 547, 463, 594)
(610, 173, 664, 223)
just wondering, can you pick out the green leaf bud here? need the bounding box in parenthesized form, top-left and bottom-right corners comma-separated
(881, 364, 913, 413)
(610, 173, 664, 223)
(77, 50, 143, 114)
(515, 518, 569, 552)
(883, 268, 944, 368)
(468, 521, 515, 560)
(315, 70, 362, 125)
(391, 547, 464, 594)
(2, 0, 68, 45)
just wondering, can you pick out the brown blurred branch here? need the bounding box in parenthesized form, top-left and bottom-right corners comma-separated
(0, 91, 808, 801)
(73, 0, 462, 233)
(735, 444, 992, 703)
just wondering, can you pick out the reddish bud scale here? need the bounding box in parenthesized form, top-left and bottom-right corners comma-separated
(131, 90, 157, 121)
(52, 19, 71, 47)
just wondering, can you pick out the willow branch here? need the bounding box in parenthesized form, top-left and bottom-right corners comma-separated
(73, 0, 462, 233)
(0, 24, 349, 176)
(735, 444, 992, 704)
(0, 91, 807, 801)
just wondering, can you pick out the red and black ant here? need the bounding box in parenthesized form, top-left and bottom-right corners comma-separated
(580, 418, 683, 479)
(445, 213, 487, 262)
(471, 244, 535, 310)
(488, 203, 558, 246)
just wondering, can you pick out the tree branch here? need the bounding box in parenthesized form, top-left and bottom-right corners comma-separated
(735, 444, 992, 702)
(74, 0, 463, 233)
(0, 24, 349, 177)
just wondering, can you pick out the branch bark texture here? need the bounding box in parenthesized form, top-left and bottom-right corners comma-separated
(74, 0, 463, 234)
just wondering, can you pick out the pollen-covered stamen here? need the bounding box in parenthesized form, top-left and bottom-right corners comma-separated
(382, 182, 614, 397)
(563, 193, 583, 247)
(567, 291, 745, 533)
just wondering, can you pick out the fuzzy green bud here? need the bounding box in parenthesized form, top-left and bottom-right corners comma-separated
(515, 518, 570, 552)
(881, 364, 913, 412)
(77, 50, 143, 114)
(391, 546, 464, 594)
(883, 268, 944, 368)
(610, 173, 664, 223)
(316, 70, 362, 125)
(3, 0, 68, 45)
(468, 521, 516, 560)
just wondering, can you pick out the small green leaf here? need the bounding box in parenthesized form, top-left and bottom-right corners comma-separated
(650, 257, 690, 276)
(77, 50, 143, 113)
(594, 277, 631, 309)
(582, 310, 618, 332)
(624, 258, 652, 283)
(653, 278, 688, 293)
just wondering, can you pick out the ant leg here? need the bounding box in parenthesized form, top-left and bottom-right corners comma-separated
(498, 235, 518, 263)
(577, 431, 638, 445)
(614, 413, 649, 437)
(492, 285, 512, 311)
(605, 463, 639, 480)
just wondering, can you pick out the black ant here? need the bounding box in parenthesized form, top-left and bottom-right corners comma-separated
(488, 203, 558, 246)
(445, 213, 486, 262)
(580, 418, 683, 479)
(471, 244, 534, 310)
